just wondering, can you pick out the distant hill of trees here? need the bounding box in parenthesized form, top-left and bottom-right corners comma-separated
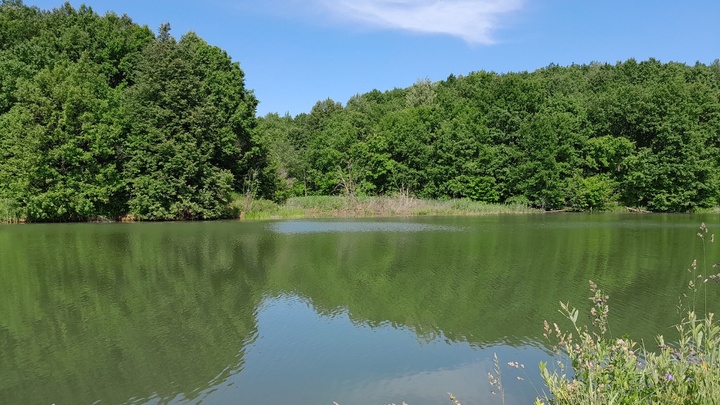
(2, 1, 720, 221)
(259, 60, 720, 212)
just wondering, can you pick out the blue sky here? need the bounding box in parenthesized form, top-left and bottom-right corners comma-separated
(22, 1, 720, 117)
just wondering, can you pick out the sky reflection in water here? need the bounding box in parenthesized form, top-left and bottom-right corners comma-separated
(196, 294, 550, 405)
(270, 220, 461, 234)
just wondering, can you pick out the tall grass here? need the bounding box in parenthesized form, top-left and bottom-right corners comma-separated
(0, 198, 21, 223)
(534, 223, 720, 404)
(233, 195, 542, 220)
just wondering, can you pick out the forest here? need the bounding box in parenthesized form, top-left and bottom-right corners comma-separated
(2, 1, 720, 222)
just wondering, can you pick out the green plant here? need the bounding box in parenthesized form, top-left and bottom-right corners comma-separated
(536, 224, 720, 404)
(0, 198, 21, 223)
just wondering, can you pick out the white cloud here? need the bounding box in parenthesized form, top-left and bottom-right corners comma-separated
(316, 0, 524, 44)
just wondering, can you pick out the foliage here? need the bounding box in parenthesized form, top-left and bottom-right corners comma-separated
(0, 2, 263, 222)
(124, 29, 258, 220)
(257, 58, 720, 212)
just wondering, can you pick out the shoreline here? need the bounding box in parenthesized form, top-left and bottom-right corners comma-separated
(5, 195, 704, 224)
(2, 196, 545, 224)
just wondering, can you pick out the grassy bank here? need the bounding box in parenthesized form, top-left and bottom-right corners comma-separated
(0, 195, 542, 224)
(233, 195, 543, 220)
(695, 206, 720, 215)
(4, 195, 691, 224)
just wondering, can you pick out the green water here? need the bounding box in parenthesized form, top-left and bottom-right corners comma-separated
(1, 214, 719, 404)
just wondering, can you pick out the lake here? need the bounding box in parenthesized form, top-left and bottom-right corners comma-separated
(1, 214, 720, 404)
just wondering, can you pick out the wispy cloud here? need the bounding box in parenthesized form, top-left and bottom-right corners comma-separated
(316, 0, 524, 44)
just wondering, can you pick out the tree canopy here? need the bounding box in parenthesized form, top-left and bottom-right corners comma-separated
(2, 1, 719, 221)
(259, 60, 720, 212)
(0, 1, 263, 221)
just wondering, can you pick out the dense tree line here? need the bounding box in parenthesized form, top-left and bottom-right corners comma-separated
(0, 1, 265, 221)
(259, 60, 720, 212)
(2, 2, 720, 221)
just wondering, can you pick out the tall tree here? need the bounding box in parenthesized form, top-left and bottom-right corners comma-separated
(0, 59, 126, 221)
(124, 27, 259, 220)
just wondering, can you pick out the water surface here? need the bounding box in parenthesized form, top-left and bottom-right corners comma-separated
(1, 214, 719, 404)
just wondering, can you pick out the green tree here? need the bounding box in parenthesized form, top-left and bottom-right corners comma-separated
(254, 113, 307, 199)
(124, 28, 259, 220)
(0, 58, 126, 221)
(405, 77, 437, 108)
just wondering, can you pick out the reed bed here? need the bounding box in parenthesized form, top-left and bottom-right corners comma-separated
(0, 198, 21, 224)
(238, 195, 542, 220)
